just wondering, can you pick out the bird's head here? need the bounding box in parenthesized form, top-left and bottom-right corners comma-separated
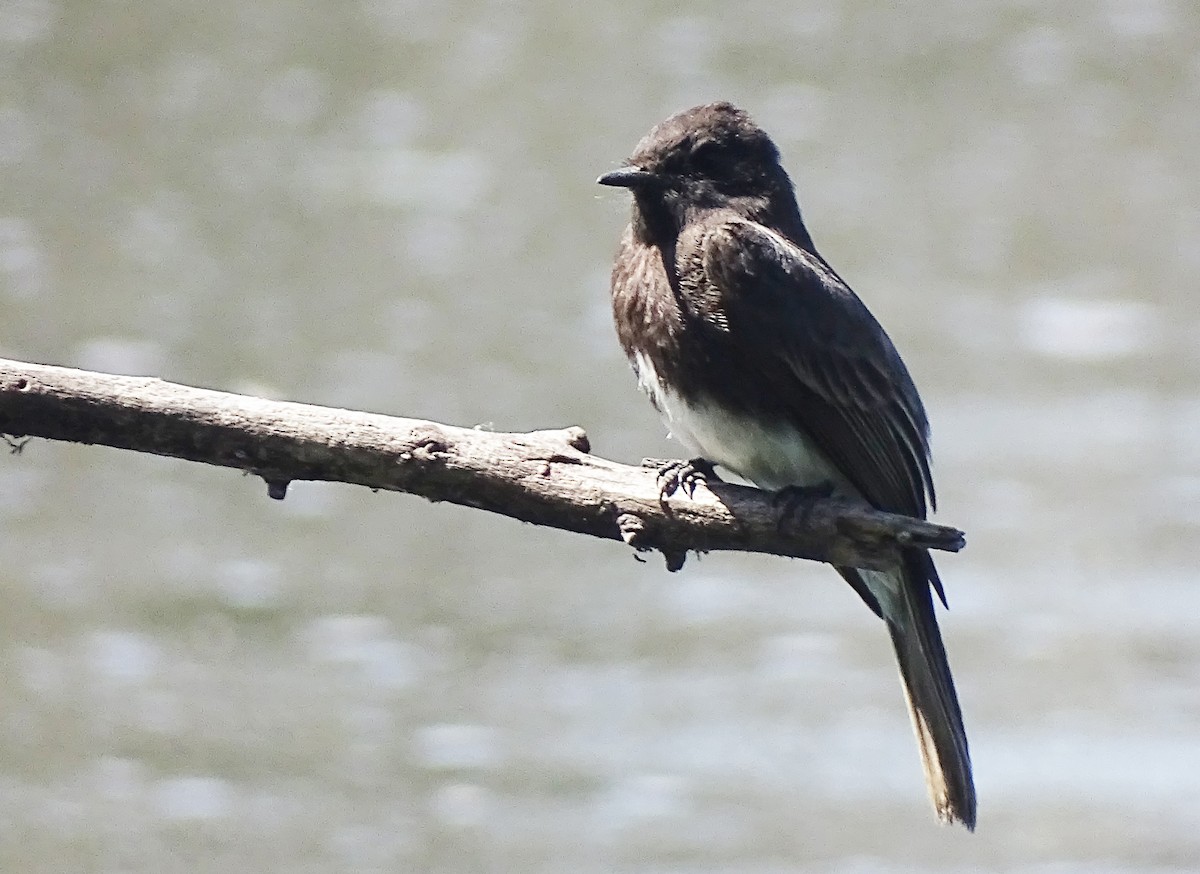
(598, 102, 804, 245)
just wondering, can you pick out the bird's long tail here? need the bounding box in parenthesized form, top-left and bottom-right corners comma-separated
(879, 555, 976, 830)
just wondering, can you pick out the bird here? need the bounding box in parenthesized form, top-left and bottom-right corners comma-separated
(597, 101, 975, 829)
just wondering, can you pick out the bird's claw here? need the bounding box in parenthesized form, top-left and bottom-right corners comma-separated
(645, 456, 720, 500)
(772, 482, 835, 533)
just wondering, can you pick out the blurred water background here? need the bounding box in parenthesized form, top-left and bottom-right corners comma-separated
(2, 1, 1199, 871)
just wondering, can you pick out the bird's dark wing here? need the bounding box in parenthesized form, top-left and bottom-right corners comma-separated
(698, 218, 935, 519)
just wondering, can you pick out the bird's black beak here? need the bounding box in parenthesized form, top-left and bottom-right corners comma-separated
(597, 166, 662, 189)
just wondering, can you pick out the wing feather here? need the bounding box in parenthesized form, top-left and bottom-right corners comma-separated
(700, 219, 934, 519)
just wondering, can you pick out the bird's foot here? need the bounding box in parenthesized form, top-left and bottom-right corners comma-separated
(643, 457, 721, 500)
(772, 482, 836, 533)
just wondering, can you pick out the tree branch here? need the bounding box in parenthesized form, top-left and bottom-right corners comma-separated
(0, 357, 964, 572)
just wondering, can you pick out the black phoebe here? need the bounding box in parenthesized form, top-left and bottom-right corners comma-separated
(598, 102, 975, 829)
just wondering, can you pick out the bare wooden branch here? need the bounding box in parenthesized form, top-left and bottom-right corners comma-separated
(0, 357, 964, 571)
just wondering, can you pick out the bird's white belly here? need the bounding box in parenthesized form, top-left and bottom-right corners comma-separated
(633, 353, 900, 607)
(634, 351, 851, 493)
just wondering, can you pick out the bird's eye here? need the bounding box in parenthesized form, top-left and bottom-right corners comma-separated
(690, 141, 724, 176)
